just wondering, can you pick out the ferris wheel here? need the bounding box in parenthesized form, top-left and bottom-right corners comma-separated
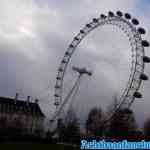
(52, 11, 150, 122)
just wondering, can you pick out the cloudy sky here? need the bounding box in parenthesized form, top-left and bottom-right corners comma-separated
(0, 0, 150, 127)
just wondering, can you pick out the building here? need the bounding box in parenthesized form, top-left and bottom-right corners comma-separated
(0, 93, 45, 136)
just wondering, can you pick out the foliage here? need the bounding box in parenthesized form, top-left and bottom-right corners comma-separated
(106, 97, 138, 140)
(85, 106, 104, 136)
(57, 109, 81, 144)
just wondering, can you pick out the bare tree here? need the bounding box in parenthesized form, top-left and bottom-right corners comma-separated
(57, 109, 80, 144)
(106, 96, 137, 140)
(85, 106, 104, 136)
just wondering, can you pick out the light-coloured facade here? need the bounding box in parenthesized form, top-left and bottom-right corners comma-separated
(0, 95, 45, 135)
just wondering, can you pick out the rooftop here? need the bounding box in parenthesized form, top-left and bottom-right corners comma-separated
(0, 96, 45, 118)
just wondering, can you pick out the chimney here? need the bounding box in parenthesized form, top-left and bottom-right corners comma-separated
(14, 93, 19, 104)
(35, 99, 39, 104)
(27, 96, 30, 105)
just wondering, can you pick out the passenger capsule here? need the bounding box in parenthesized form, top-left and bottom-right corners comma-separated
(80, 30, 85, 34)
(59, 67, 63, 72)
(56, 77, 61, 80)
(133, 92, 142, 98)
(140, 73, 148, 80)
(132, 18, 139, 25)
(54, 101, 60, 106)
(55, 85, 60, 89)
(138, 27, 146, 34)
(100, 14, 106, 19)
(93, 18, 99, 23)
(65, 51, 70, 55)
(62, 59, 67, 63)
(143, 56, 150, 63)
(54, 94, 60, 98)
(116, 11, 123, 17)
(142, 40, 149, 47)
(50, 119, 54, 122)
(108, 11, 114, 17)
(124, 13, 131, 19)
(86, 24, 91, 28)
(74, 37, 79, 41)
(69, 44, 74, 48)
(88, 72, 92, 76)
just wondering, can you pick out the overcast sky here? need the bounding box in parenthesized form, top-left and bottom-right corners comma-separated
(0, 0, 150, 127)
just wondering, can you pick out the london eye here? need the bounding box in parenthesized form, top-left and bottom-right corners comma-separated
(52, 11, 150, 124)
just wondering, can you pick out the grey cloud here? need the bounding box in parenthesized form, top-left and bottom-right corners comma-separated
(0, 0, 150, 128)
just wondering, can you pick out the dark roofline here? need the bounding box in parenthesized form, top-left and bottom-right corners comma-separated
(0, 96, 45, 118)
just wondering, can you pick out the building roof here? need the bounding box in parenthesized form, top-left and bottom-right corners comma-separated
(0, 97, 45, 118)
